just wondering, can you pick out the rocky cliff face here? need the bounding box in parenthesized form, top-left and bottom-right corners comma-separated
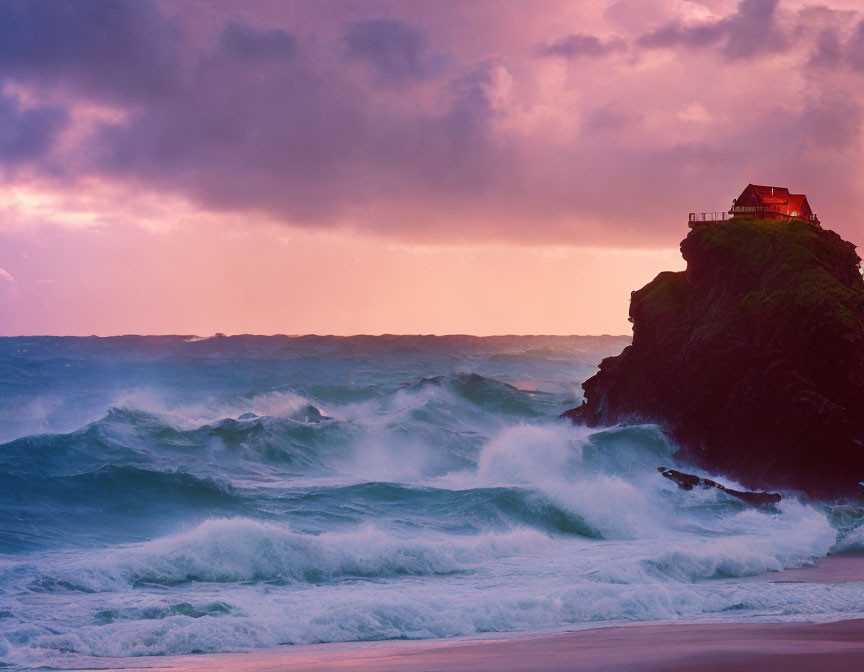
(565, 217, 864, 497)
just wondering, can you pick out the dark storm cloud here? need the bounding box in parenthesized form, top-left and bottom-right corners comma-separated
(807, 28, 847, 69)
(803, 13, 864, 74)
(0, 0, 179, 103)
(1, 0, 864, 246)
(0, 92, 67, 166)
(848, 20, 864, 71)
(220, 21, 298, 62)
(0, 0, 510, 230)
(537, 33, 626, 59)
(342, 19, 430, 85)
(79, 12, 503, 227)
(638, 0, 786, 60)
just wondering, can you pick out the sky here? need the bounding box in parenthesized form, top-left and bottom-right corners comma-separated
(2, 0, 864, 336)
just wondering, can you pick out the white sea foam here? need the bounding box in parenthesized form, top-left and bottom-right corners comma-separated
(110, 388, 320, 429)
(3, 519, 553, 592)
(2, 342, 860, 669)
(832, 523, 864, 552)
(7, 567, 864, 666)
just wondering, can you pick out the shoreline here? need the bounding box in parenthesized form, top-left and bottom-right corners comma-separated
(742, 552, 864, 583)
(44, 554, 864, 672)
(58, 620, 864, 672)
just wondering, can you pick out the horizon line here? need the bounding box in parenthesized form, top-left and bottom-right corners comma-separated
(0, 332, 632, 339)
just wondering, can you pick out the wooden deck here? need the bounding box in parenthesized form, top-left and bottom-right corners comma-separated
(688, 211, 729, 225)
(689, 208, 820, 227)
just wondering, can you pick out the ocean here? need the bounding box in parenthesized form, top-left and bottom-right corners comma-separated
(1, 334, 863, 668)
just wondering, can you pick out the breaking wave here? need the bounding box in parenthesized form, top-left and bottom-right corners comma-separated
(2, 337, 863, 668)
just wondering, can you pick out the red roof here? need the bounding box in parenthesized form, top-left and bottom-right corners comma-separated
(749, 184, 790, 204)
(734, 184, 815, 221)
(786, 194, 806, 213)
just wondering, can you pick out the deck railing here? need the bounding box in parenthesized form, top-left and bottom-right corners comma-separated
(732, 205, 785, 215)
(689, 207, 820, 225)
(688, 212, 729, 223)
(731, 205, 819, 223)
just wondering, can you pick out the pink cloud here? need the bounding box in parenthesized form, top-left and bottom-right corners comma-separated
(0, 0, 862, 248)
(2, 0, 864, 335)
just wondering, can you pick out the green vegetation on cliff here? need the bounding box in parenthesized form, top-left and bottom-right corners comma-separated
(568, 216, 864, 496)
(638, 217, 864, 342)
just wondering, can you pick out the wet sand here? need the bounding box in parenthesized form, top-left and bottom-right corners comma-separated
(59, 555, 864, 672)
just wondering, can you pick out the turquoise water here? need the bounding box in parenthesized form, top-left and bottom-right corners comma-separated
(1, 335, 863, 668)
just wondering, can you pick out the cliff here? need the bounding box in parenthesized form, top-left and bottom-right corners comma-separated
(565, 217, 864, 497)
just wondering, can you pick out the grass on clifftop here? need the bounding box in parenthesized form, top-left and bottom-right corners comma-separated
(696, 217, 863, 332)
(693, 217, 825, 272)
(634, 217, 864, 338)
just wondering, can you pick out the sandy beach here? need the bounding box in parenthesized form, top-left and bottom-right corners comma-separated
(62, 620, 864, 672)
(56, 555, 864, 672)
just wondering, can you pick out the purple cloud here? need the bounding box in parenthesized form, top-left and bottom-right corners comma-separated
(220, 21, 298, 62)
(0, 0, 179, 103)
(638, 0, 785, 60)
(537, 33, 626, 59)
(0, 92, 67, 167)
(1, 0, 864, 247)
(849, 20, 864, 70)
(342, 19, 431, 85)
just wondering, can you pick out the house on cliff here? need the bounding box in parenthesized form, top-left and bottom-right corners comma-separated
(731, 184, 817, 222)
(689, 184, 820, 226)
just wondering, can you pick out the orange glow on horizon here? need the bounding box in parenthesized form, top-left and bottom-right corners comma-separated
(0, 213, 683, 336)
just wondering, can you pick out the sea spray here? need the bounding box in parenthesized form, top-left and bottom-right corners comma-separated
(4, 520, 553, 591)
(1, 335, 862, 668)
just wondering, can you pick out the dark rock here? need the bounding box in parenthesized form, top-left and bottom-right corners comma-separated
(657, 467, 781, 507)
(565, 218, 864, 497)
